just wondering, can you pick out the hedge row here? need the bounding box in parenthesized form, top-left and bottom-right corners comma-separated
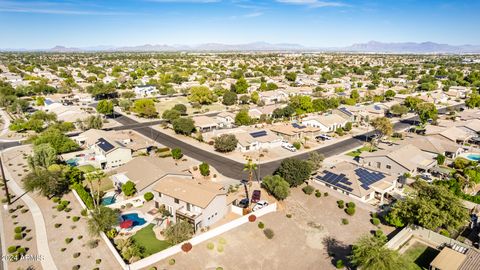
(72, 183, 94, 209)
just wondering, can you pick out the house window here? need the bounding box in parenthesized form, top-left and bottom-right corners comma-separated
(174, 198, 179, 204)
(386, 165, 392, 169)
(376, 162, 381, 169)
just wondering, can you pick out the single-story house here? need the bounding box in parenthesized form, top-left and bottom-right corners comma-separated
(134, 85, 158, 98)
(258, 90, 288, 105)
(315, 161, 397, 203)
(359, 144, 436, 176)
(192, 115, 218, 133)
(215, 112, 235, 129)
(153, 177, 228, 232)
(269, 123, 321, 141)
(235, 129, 283, 152)
(400, 135, 463, 158)
(302, 114, 348, 132)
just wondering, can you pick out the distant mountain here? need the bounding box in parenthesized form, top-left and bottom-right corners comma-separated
(342, 41, 480, 53)
(2, 41, 480, 53)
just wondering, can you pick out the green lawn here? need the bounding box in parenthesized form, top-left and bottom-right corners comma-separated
(346, 146, 376, 157)
(403, 242, 439, 270)
(77, 164, 95, 173)
(131, 224, 171, 256)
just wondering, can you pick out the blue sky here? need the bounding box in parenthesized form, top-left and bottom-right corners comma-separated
(0, 0, 479, 49)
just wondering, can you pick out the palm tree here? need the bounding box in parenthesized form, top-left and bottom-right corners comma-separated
(87, 206, 119, 237)
(350, 235, 406, 270)
(243, 158, 258, 184)
(85, 169, 106, 208)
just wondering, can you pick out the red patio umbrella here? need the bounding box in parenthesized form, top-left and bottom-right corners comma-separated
(120, 219, 133, 229)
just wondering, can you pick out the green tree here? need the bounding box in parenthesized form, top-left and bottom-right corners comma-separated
(28, 143, 57, 170)
(214, 134, 238, 153)
(132, 99, 157, 118)
(384, 90, 396, 100)
(350, 235, 406, 270)
(199, 162, 210, 176)
(162, 109, 181, 123)
(188, 86, 216, 105)
(289, 95, 313, 115)
(389, 104, 409, 117)
(222, 91, 237, 106)
(22, 169, 69, 198)
(244, 159, 258, 183)
(173, 117, 195, 135)
(85, 169, 106, 208)
(285, 72, 297, 82)
(370, 117, 393, 138)
(81, 115, 103, 130)
(262, 175, 290, 200)
(172, 104, 187, 115)
(436, 154, 446, 165)
(385, 181, 469, 232)
(231, 77, 249, 94)
(87, 206, 120, 236)
(31, 128, 79, 154)
(416, 102, 437, 125)
(307, 151, 325, 171)
(164, 221, 194, 245)
(171, 148, 183, 160)
(121, 181, 137, 197)
(403, 96, 423, 110)
(350, 89, 360, 100)
(234, 109, 252, 126)
(96, 100, 114, 115)
(274, 158, 312, 187)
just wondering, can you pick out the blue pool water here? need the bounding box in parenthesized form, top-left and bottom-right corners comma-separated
(66, 158, 79, 166)
(466, 154, 480, 161)
(101, 196, 116, 205)
(121, 213, 146, 227)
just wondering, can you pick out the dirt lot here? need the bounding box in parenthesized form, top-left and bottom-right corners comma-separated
(142, 184, 395, 270)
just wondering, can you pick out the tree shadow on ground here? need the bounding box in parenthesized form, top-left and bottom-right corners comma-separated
(323, 236, 353, 269)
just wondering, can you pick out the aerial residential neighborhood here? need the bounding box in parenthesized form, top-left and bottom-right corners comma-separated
(1, 1, 480, 270)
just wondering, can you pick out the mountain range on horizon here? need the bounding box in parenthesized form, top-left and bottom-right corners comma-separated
(3, 41, 480, 54)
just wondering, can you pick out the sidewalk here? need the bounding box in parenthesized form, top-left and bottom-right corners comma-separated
(2, 149, 58, 270)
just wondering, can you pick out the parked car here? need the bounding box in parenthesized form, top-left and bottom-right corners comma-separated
(251, 190, 261, 203)
(315, 134, 332, 141)
(252, 200, 269, 212)
(237, 198, 249, 208)
(282, 142, 297, 152)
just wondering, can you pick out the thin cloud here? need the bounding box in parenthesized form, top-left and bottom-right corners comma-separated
(0, 0, 135, 15)
(147, 0, 221, 3)
(244, 11, 263, 17)
(276, 0, 347, 8)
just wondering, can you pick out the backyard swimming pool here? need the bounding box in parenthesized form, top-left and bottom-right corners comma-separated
(465, 153, 480, 161)
(121, 213, 147, 227)
(101, 196, 116, 205)
(66, 157, 79, 166)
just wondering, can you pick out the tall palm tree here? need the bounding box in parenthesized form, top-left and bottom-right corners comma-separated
(350, 235, 406, 270)
(243, 158, 258, 184)
(85, 169, 106, 208)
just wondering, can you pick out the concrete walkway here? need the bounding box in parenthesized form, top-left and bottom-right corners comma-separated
(2, 149, 58, 270)
(0, 110, 10, 137)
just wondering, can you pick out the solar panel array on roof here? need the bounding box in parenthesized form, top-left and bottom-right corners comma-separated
(97, 138, 115, 152)
(354, 168, 385, 190)
(292, 123, 306, 129)
(250, 130, 267, 138)
(316, 171, 354, 192)
(339, 107, 353, 116)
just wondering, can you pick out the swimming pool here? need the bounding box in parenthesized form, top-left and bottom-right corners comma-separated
(66, 157, 79, 166)
(466, 154, 480, 161)
(101, 196, 116, 205)
(121, 213, 147, 227)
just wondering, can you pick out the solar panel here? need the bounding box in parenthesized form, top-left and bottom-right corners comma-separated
(97, 138, 115, 152)
(339, 107, 353, 116)
(292, 123, 306, 129)
(250, 130, 267, 138)
(317, 171, 353, 192)
(355, 168, 385, 190)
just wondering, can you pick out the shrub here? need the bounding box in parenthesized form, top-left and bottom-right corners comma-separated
(371, 218, 381, 226)
(342, 218, 349, 225)
(126, 203, 133, 208)
(293, 141, 301, 150)
(346, 202, 356, 209)
(336, 259, 344, 269)
(169, 258, 176, 265)
(302, 185, 315, 195)
(337, 200, 344, 208)
(345, 207, 355, 216)
(55, 223, 62, 228)
(73, 252, 81, 258)
(106, 228, 118, 239)
(14, 233, 23, 240)
(214, 134, 238, 153)
(171, 148, 183, 160)
(217, 245, 224, 252)
(207, 242, 214, 250)
(144, 192, 154, 202)
(72, 216, 80, 222)
(218, 238, 226, 245)
(258, 222, 265, 229)
(96, 259, 102, 264)
(87, 239, 99, 249)
(72, 265, 80, 270)
(61, 248, 66, 252)
(65, 238, 73, 244)
(77, 235, 83, 240)
(80, 209, 87, 216)
(7, 246, 17, 253)
(375, 230, 384, 238)
(315, 191, 322, 198)
(286, 214, 292, 218)
(199, 162, 210, 176)
(16, 247, 26, 255)
(64, 207, 72, 212)
(248, 215, 256, 222)
(14, 226, 23, 233)
(72, 183, 94, 209)
(181, 242, 193, 252)
(121, 181, 136, 196)
(263, 228, 274, 239)
(324, 192, 329, 197)
(439, 229, 450, 237)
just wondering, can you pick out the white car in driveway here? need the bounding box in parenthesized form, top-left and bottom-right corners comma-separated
(282, 142, 297, 152)
(252, 200, 269, 212)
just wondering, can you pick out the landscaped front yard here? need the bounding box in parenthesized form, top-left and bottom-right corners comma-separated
(131, 224, 171, 256)
(346, 145, 377, 157)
